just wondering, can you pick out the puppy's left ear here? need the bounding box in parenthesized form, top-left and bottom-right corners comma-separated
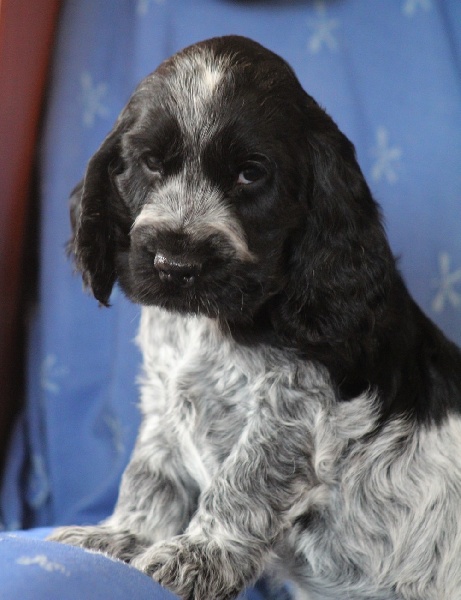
(279, 101, 395, 366)
(69, 118, 128, 306)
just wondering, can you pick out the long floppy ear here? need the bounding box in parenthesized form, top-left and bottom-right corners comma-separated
(276, 102, 396, 387)
(69, 119, 128, 306)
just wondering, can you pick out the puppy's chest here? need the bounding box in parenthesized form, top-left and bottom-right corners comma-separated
(168, 329, 255, 469)
(138, 309, 257, 469)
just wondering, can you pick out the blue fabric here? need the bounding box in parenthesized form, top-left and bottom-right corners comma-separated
(0, 529, 175, 600)
(0, 529, 286, 600)
(1, 1, 460, 597)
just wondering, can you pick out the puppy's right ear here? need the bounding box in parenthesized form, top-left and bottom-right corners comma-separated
(69, 120, 127, 306)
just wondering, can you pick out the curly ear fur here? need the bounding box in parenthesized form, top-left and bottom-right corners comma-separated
(272, 102, 398, 398)
(69, 122, 128, 306)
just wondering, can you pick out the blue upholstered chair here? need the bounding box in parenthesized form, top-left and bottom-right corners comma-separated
(1, 1, 460, 597)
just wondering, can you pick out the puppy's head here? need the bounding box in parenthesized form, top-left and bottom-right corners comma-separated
(71, 35, 393, 340)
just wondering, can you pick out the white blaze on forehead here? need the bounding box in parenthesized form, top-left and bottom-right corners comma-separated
(132, 174, 255, 262)
(166, 49, 229, 138)
(203, 64, 223, 93)
(179, 49, 226, 97)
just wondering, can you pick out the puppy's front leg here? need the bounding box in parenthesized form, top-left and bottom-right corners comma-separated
(48, 424, 200, 563)
(133, 372, 328, 600)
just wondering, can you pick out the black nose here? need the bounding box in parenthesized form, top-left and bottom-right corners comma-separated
(154, 252, 201, 288)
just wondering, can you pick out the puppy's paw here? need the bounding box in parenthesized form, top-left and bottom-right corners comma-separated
(47, 525, 146, 563)
(132, 535, 249, 600)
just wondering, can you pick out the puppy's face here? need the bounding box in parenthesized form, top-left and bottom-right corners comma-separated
(74, 37, 309, 321)
(72, 36, 386, 336)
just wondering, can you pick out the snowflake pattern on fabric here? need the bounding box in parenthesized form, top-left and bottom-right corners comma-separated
(102, 412, 127, 456)
(306, 1, 340, 54)
(371, 127, 403, 184)
(137, 0, 164, 16)
(41, 355, 69, 395)
(27, 455, 50, 510)
(80, 71, 110, 127)
(16, 554, 70, 576)
(402, 0, 432, 17)
(432, 252, 461, 313)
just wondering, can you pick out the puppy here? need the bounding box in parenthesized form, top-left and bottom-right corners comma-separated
(50, 36, 461, 600)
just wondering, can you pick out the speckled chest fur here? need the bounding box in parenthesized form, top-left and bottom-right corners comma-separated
(135, 306, 461, 600)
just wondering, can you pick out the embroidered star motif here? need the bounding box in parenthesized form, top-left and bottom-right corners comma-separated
(307, 1, 340, 54)
(81, 71, 110, 127)
(432, 252, 461, 313)
(103, 412, 126, 456)
(371, 127, 403, 184)
(137, 0, 164, 15)
(28, 454, 50, 509)
(41, 354, 69, 395)
(402, 0, 431, 17)
(17, 555, 70, 576)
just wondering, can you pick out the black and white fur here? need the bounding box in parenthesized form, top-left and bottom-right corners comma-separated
(49, 36, 461, 600)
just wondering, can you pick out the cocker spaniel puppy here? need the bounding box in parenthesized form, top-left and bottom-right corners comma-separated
(50, 36, 461, 600)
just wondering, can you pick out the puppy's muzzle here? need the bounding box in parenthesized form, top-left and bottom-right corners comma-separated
(153, 251, 202, 288)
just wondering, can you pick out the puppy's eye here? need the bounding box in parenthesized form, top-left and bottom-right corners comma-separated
(141, 154, 163, 175)
(236, 162, 267, 186)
